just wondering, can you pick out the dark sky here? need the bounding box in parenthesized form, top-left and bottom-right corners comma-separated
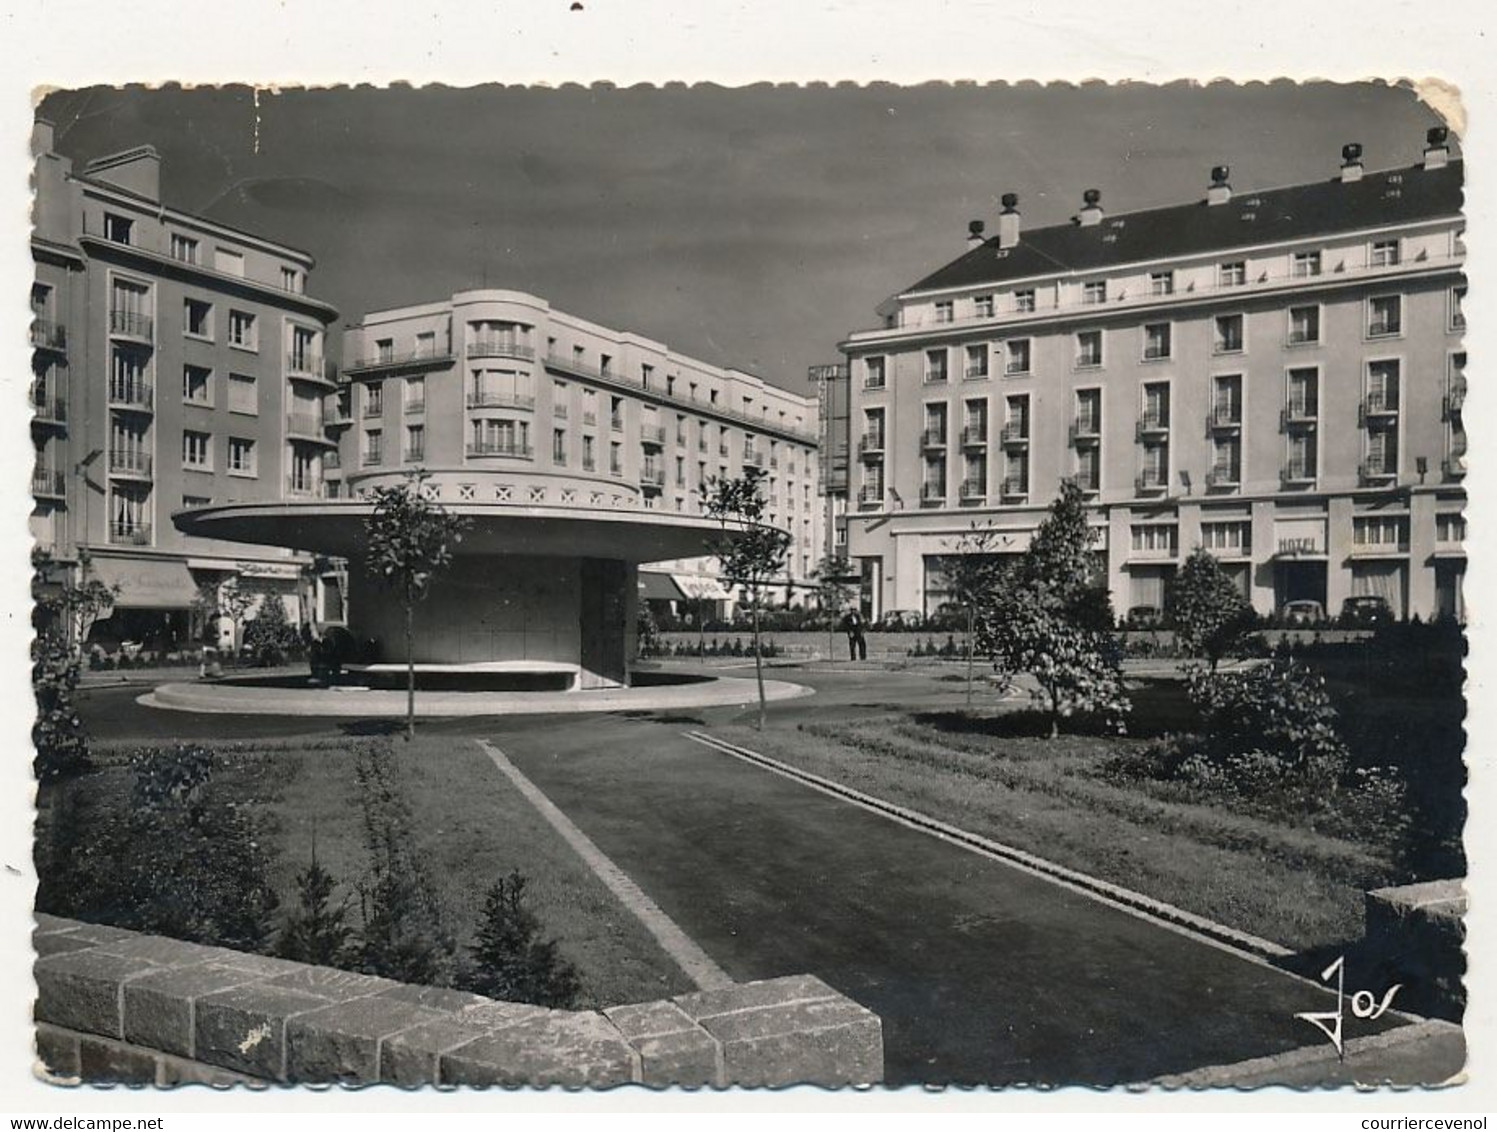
(38, 82, 1449, 392)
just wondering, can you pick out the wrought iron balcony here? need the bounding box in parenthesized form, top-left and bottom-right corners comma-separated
(1358, 460, 1398, 485)
(1135, 468, 1169, 494)
(286, 353, 327, 379)
(961, 425, 988, 448)
(960, 479, 987, 500)
(1135, 414, 1170, 440)
(964, 365, 989, 381)
(1069, 420, 1101, 446)
(920, 482, 947, 504)
(1281, 463, 1316, 486)
(31, 467, 65, 498)
(1205, 464, 1241, 489)
(31, 392, 67, 425)
(109, 522, 152, 546)
(1206, 406, 1242, 432)
(639, 465, 666, 488)
(109, 381, 154, 411)
(641, 424, 667, 447)
(466, 340, 535, 361)
(30, 319, 66, 352)
(109, 310, 154, 341)
(1001, 476, 1029, 498)
(466, 441, 534, 459)
(1359, 392, 1400, 424)
(1000, 422, 1029, 446)
(108, 450, 152, 478)
(468, 392, 535, 410)
(857, 485, 884, 507)
(1281, 404, 1318, 431)
(858, 435, 885, 457)
(920, 428, 948, 450)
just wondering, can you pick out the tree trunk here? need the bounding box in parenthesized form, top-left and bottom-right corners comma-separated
(751, 594, 767, 730)
(404, 593, 415, 742)
(965, 605, 975, 710)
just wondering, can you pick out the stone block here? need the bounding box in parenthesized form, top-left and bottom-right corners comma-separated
(158, 1054, 267, 1089)
(377, 984, 488, 1012)
(381, 1016, 496, 1088)
(264, 966, 400, 1002)
(605, 1000, 720, 1087)
(33, 931, 98, 958)
(459, 1001, 550, 1029)
(698, 997, 883, 1087)
(35, 950, 163, 1038)
(674, 974, 837, 1022)
(96, 935, 225, 968)
(441, 1012, 639, 1088)
(194, 983, 336, 1080)
(34, 912, 78, 934)
(124, 964, 266, 1058)
(78, 1036, 160, 1086)
(34, 1023, 80, 1080)
(63, 922, 140, 946)
(285, 996, 447, 1085)
(195, 950, 308, 978)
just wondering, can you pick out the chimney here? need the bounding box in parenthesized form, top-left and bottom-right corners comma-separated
(1076, 188, 1104, 227)
(32, 117, 55, 158)
(967, 219, 986, 248)
(1339, 142, 1365, 183)
(84, 146, 162, 202)
(1206, 164, 1232, 205)
(1424, 125, 1451, 170)
(996, 193, 1021, 248)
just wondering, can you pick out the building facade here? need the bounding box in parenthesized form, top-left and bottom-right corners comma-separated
(329, 289, 823, 609)
(838, 132, 1466, 623)
(31, 121, 343, 648)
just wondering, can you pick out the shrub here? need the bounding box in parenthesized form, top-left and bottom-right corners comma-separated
(277, 859, 353, 968)
(243, 597, 300, 667)
(461, 870, 582, 1008)
(32, 630, 89, 783)
(1185, 659, 1349, 772)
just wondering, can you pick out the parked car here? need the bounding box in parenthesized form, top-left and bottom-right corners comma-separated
(1125, 605, 1165, 629)
(1278, 599, 1326, 626)
(1340, 595, 1394, 627)
(874, 609, 923, 630)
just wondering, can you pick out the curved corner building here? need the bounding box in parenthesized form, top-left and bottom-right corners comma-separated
(176, 289, 822, 688)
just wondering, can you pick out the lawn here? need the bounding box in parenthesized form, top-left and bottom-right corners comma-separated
(713, 674, 1440, 953)
(39, 735, 695, 1010)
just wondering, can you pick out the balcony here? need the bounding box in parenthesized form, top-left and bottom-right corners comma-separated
(999, 422, 1029, 447)
(863, 374, 887, 391)
(719, 443, 730, 457)
(324, 450, 341, 470)
(964, 365, 989, 381)
(769, 454, 780, 469)
(1001, 476, 1029, 499)
(109, 310, 154, 342)
(1206, 406, 1242, 433)
(1359, 393, 1400, 424)
(109, 522, 152, 546)
(1358, 460, 1398, 486)
(30, 319, 66, 353)
(31, 467, 65, 499)
(611, 415, 625, 432)
(920, 482, 947, 505)
(363, 401, 384, 419)
(109, 381, 154, 412)
(554, 404, 569, 420)
(639, 466, 666, 490)
(1443, 454, 1467, 480)
(641, 424, 667, 447)
(362, 450, 385, 467)
(344, 346, 455, 374)
(1367, 317, 1402, 339)
(108, 451, 153, 479)
(923, 369, 949, 385)
(285, 477, 321, 498)
(958, 479, 987, 502)
(402, 398, 426, 416)
(1069, 420, 1101, 446)
(286, 412, 333, 442)
(286, 354, 334, 387)
(920, 428, 947, 451)
(1135, 414, 1170, 440)
(32, 392, 67, 426)
(1443, 381, 1467, 421)
(858, 435, 884, 460)
(466, 340, 535, 361)
(857, 485, 884, 508)
(468, 392, 536, 411)
(744, 449, 766, 468)
(697, 436, 708, 452)
(1205, 464, 1241, 489)
(467, 441, 534, 459)
(1281, 463, 1316, 486)
(1281, 404, 1318, 431)
(583, 411, 598, 427)
(1135, 469, 1169, 495)
(1073, 476, 1100, 497)
(961, 425, 988, 448)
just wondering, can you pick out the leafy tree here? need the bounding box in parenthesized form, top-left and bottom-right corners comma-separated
(813, 553, 858, 662)
(942, 525, 1003, 709)
(975, 480, 1129, 736)
(365, 471, 470, 740)
(1171, 547, 1257, 670)
(30, 550, 118, 782)
(193, 576, 257, 660)
(704, 467, 791, 729)
(277, 856, 353, 968)
(462, 870, 582, 1008)
(243, 592, 300, 667)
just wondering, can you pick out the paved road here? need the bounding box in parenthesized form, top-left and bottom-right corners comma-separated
(480, 711, 1409, 1087)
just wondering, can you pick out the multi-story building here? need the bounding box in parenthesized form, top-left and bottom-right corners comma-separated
(809, 362, 852, 564)
(838, 131, 1466, 623)
(330, 289, 822, 610)
(30, 120, 342, 648)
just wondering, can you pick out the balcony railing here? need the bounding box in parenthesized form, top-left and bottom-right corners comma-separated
(109, 381, 154, 411)
(920, 482, 947, 504)
(960, 479, 987, 500)
(583, 411, 598, 427)
(744, 449, 765, 467)
(404, 398, 426, 415)
(286, 412, 328, 439)
(1207, 406, 1242, 430)
(920, 428, 947, 450)
(109, 522, 152, 546)
(1367, 317, 1402, 338)
(285, 477, 321, 498)
(1205, 465, 1241, 489)
(324, 450, 341, 470)
(468, 392, 535, 410)
(1135, 469, 1169, 493)
(857, 485, 884, 507)
(641, 425, 667, 446)
(109, 310, 154, 341)
(31, 468, 65, 498)
(961, 425, 988, 447)
(1360, 392, 1400, 422)
(999, 422, 1028, 446)
(1135, 415, 1170, 439)
(719, 443, 730, 457)
(964, 365, 989, 381)
(1001, 476, 1029, 498)
(924, 370, 949, 384)
(286, 353, 328, 379)
(1443, 454, 1467, 479)
(467, 441, 534, 459)
(466, 340, 535, 361)
(32, 393, 67, 424)
(554, 404, 569, 420)
(1069, 420, 1101, 445)
(30, 319, 66, 352)
(697, 436, 708, 451)
(1281, 463, 1316, 485)
(108, 450, 152, 477)
(1359, 460, 1398, 484)
(1281, 403, 1318, 430)
(363, 401, 384, 418)
(345, 346, 454, 372)
(611, 415, 625, 432)
(863, 375, 887, 391)
(363, 450, 385, 466)
(1443, 383, 1467, 420)
(640, 466, 666, 488)
(858, 435, 884, 458)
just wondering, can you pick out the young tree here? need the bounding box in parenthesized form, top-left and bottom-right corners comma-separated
(31, 550, 120, 782)
(813, 553, 857, 663)
(1171, 547, 1257, 670)
(942, 525, 1002, 709)
(463, 870, 582, 1008)
(704, 467, 791, 729)
(277, 857, 352, 968)
(975, 480, 1129, 737)
(365, 472, 470, 740)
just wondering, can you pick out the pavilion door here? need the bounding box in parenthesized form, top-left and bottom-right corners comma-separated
(579, 558, 628, 687)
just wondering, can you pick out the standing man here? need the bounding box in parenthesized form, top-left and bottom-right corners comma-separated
(841, 608, 868, 661)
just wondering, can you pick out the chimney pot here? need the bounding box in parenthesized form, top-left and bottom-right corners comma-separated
(1340, 142, 1365, 182)
(1206, 164, 1232, 205)
(967, 219, 986, 248)
(1076, 188, 1104, 227)
(1423, 125, 1451, 170)
(996, 194, 1021, 248)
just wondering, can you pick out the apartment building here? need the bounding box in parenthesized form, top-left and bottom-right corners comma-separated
(330, 289, 822, 607)
(838, 131, 1466, 623)
(30, 121, 341, 648)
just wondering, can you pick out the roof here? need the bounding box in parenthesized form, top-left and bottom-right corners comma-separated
(907, 160, 1464, 295)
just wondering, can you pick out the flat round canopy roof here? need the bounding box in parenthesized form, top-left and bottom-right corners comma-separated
(173, 501, 741, 564)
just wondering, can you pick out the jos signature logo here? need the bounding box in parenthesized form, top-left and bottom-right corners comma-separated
(1294, 954, 1402, 1059)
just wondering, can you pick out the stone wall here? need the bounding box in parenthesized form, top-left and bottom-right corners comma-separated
(34, 916, 883, 1089)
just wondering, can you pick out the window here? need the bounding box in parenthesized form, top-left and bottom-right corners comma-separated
(1076, 330, 1103, 368)
(1149, 271, 1174, 296)
(863, 408, 885, 449)
(363, 429, 384, 466)
(182, 430, 211, 469)
(1143, 323, 1172, 361)
(180, 298, 211, 340)
(1141, 382, 1171, 430)
(366, 382, 384, 417)
(170, 234, 199, 264)
(610, 441, 623, 475)
(228, 310, 257, 350)
(1292, 250, 1322, 278)
(553, 428, 567, 464)
(1209, 436, 1242, 485)
(1285, 430, 1318, 482)
(1074, 389, 1102, 435)
(641, 363, 655, 387)
(1004, 395, 1029, 441)
(280, 267, 303, 293)
(1370, 239, 1400, 268)
(228, 373, 257, 415)
(214, 249, 245, 277)
(1451, 286, 1467, 331)
(183, 365, 212, 405)
(103, 213, 134, 245)
(1219, 261, 1246, 287)
(415, 331, 436, 358)
(405, 425, 425, 461)
(404, 377, 425, 413)
(1437, 514, 1467, 544)
(864, 357, 886, 389)
(1368, 295, 1402, 337)
(183, 494, 212, 509)
(1083, 281, 1107, 305)
(973, 294, 994, 318)
(934, 300, 954, 324)
(1005, 339, 1031, 375)
(923, 404, 947, 447)
(1201, 521, 1251, 554)
(1288, 305, 1320, 345)
(227, 437, 256, 475)
(1287, 368, 1319, 419)
(965, 345, 989, 380)
(376, 338, 394, 363)
(600, 354, 613, 377)
(1013, 290, 1036, 313)
(925, 349, 948, 384)
(1353, 516, 1408, 549)
(1366, 359, 1401, 413)
(1130, 525, 1179, 554)
(582, 435, 596, 471)
(1211, 374, 1243, 426)
(1214, 314, 1244, 354)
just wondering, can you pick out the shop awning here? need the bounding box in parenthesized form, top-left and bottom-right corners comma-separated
(638, 571, 688, 602)
(87, 554, 197, 609)
(673, 574, 732, 601)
